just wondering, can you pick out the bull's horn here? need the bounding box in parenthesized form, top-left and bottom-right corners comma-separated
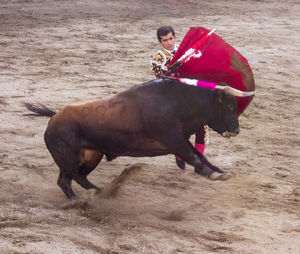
(216, 85, 255, 97)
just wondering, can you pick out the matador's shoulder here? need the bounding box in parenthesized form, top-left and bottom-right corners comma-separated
(151, 50, 167, 65)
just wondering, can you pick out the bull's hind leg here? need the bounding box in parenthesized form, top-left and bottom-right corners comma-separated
(57, 171, 76, 199)
(53, 149, 79, 199)
(44, 132, 81, 199)
(73, 149, 103, 191)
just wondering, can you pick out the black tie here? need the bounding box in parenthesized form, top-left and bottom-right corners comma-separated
(171, 50, 176, 55)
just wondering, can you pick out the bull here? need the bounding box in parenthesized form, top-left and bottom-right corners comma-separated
(25, 78, 254, 199)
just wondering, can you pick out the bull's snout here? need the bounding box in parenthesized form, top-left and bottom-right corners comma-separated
(222, 127, 240, 138)
(232, 127, 240, 135)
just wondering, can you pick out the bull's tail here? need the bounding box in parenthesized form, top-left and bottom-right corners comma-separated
(24, 103, 56, 117)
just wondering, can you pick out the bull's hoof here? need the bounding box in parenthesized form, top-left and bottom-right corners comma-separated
(195, 165, 213, 177)
(209, 171, 232, 181)
(175, 156, 186, 170)
(219, 172, 232, 181)
(195, 166, 232, 181)
(208, 172, 223, 180)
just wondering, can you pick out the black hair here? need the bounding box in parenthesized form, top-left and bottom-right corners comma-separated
(157, 26, 175, 42)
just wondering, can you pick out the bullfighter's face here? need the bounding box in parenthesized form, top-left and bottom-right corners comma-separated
(159, 32, 176, 51)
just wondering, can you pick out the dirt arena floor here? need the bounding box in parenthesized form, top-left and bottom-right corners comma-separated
(0, 0, 299, 253)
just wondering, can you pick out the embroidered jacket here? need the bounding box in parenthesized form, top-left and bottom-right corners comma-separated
(150, 47, 176, 78)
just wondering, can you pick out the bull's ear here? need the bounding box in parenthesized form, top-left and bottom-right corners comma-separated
(217, 90, 226, 103)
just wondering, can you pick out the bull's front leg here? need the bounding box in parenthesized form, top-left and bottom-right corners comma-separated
(192, 147, 232, 180)
(159, 131, 230, 181)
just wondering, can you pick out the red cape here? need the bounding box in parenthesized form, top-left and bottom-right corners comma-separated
(169, 27, 255, 115)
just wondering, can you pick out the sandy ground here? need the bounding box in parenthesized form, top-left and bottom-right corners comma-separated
(0, 0, 300, 253)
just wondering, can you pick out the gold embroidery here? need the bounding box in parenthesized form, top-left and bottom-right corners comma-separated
(150, 49, 173, 77)
(204, 125, 210, 144)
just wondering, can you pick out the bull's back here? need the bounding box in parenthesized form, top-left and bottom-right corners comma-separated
(43, 79, 205, 156)
(50, 96, 141, 130)
(46, 79, 208, 136)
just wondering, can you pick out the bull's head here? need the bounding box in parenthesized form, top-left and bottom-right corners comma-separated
(208, 87, 255, 137)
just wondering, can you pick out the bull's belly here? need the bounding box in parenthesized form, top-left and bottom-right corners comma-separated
(118, 147, 169, 157)
(89, 137, 169, 158)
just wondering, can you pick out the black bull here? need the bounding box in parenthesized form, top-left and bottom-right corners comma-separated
(25, 78, 245, 199)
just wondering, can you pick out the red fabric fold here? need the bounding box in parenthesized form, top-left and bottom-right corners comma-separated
(169, 27, 255, 115)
